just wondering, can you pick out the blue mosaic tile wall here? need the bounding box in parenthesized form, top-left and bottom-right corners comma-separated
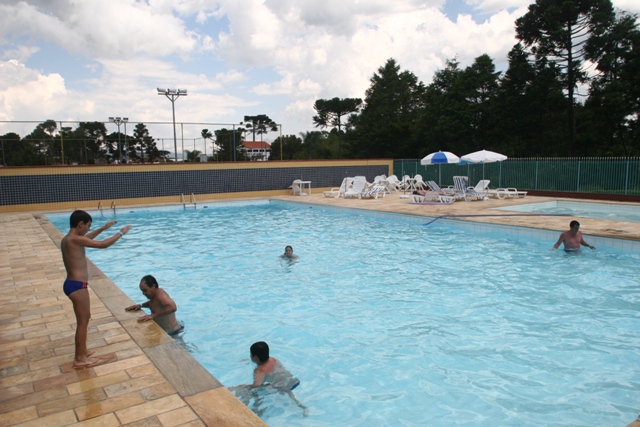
(0, 164, 389, 206)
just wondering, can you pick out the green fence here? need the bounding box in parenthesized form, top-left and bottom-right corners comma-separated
(394, 158, 640, 195)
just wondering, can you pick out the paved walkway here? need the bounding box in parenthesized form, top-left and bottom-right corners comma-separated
(1, 193, 638, 426)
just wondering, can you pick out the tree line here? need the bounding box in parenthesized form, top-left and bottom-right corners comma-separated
(276, 0, 639, 160)
(2, 0, 638, 166)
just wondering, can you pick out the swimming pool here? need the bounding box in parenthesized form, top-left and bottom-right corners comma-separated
(46, 201, 640, 427)
(493, 200, 640, 222)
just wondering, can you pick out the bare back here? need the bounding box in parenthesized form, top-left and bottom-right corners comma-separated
(148, 289, 179, 332)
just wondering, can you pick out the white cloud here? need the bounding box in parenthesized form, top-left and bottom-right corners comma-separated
(1, 0, 638, 145)
(0, 60, 66, 123)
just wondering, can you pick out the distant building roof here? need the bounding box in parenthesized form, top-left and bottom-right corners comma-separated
(242, 141, 271, 149)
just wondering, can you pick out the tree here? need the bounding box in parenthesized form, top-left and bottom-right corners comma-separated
(241, 115, 278, 141)
(496, 44, 566, 156)
(348, 58, 425, 159)
(515, 0, 615, 153)
(580, 11, 640, 155)
(270, 135, 303, 160)
(312, 97, 362, 158)
(0, 132, 22, 166)
(201, 129, 213, 159)
(71, 122, 108, 164)
(214, 128, 244, 161)
(414, 58, 469, 156)
(185, 149, 202, 162)
(131, 123, 159, 163)
(460, 54, 502, 150)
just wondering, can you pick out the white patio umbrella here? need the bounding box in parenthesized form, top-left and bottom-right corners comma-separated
(420, 151, 460, 185)
(460, 149, 507, 184)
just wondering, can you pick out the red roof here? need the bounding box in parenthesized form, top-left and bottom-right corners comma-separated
(242, 141, 271, 149)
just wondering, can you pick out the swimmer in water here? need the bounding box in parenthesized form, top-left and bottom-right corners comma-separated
(229, 341, 308, 416)
(552, 220, 596, 252)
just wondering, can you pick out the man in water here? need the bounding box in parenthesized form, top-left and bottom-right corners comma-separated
(230, 341, 308, 415)
(125, 275, 184, 336)
(552, 220, 596, 252)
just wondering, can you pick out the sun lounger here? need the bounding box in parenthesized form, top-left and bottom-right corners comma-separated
(487, 188, 528, 199)
(344, 176, 369, 198)
(324, 177, 353, 198)
(453, 176, 483, 201)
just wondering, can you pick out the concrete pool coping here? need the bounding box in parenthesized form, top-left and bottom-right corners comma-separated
(1, 194, 639, 427)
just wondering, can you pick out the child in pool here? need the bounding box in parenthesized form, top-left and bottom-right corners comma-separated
(230, 341, 308, 415)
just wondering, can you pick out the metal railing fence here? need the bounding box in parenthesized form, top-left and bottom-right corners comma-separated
(394, 157, 640, 195)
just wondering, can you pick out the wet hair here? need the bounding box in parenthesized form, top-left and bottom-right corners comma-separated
(285, 245, 293, 252)
(250, 341, 270, 362)
(570, 220, 580, 228)
(70, 210, 92, 228)
(141, 275, 159, 288)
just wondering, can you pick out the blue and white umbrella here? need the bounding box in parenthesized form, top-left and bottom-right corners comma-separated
(421, 151, 460, 185)
(420, 151, 460, 165)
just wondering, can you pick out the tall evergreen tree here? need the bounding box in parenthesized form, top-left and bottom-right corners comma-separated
(580, 11, 640, 155)
(349, 58, 425, 158)
(241, 115, 278, 141)
(515, 0, 615, 153)
(312, 97, 362, 158)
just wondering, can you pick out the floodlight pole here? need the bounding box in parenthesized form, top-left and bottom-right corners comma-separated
(157, 88, 187, 162)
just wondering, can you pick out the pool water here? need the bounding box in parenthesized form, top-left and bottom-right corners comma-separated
(493, 200, 640, 222)
(46, 201, 640, 427)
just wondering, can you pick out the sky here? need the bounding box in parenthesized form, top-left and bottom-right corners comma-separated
(1, 0, 638, 156)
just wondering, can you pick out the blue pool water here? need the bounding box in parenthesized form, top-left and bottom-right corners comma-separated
(494, 200, 640, 222)
(46, 201, 640, 427)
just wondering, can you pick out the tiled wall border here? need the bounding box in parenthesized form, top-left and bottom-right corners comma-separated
(0, 160, 393, 212)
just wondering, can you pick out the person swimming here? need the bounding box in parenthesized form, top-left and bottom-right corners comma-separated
(551, 220, 596, 252)
(229, 341, 308, 415)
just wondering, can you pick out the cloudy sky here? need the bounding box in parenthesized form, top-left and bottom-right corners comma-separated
(1, 0, 638, 155)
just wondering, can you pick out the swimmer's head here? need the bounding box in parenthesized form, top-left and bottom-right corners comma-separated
(250, 341, 270, 363)
(141, 275, 159, 288)
(284, 245, 293, 255)
(570, 220, 580, 230)
(70, 210, 92, 228)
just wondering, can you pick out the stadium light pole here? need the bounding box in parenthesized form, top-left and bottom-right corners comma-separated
(108, 117, 125, 163)
(157, 88, 187, 162)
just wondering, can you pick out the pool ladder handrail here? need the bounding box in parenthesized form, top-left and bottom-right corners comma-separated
(97, 201, 116, 215)
(181, 193, 197, 209)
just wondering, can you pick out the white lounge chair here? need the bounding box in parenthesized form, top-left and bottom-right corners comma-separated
(362, 182, 387, 199)
(487, 187, 528, 199)
(453, 176, 483, 201)
(411, 191, 455, 204)
(469, 179, 490, 199)
(344, 176, 369, 199)
(386, 175, 403, 193)
(426, 180, 456, 197)
(413, 174, 426, 191)
(324, 177, 353, 198)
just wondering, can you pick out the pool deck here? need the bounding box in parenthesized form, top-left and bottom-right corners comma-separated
(1, 193, 639, 427)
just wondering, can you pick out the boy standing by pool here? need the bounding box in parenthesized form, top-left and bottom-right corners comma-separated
(61, 210, 131, 368)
